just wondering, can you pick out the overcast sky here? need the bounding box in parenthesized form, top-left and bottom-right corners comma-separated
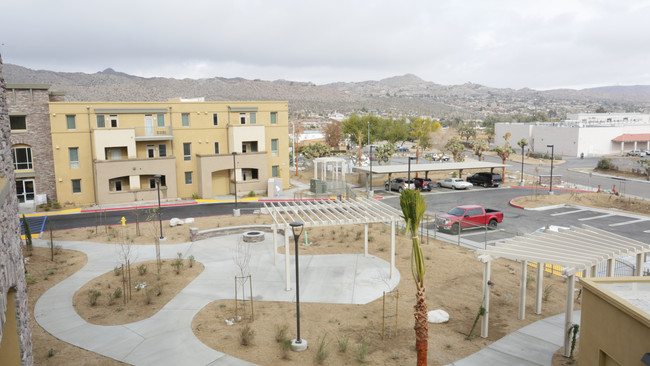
(2, 0, 649, 90)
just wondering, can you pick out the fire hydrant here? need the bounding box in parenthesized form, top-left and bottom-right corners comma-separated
(120, 217, 126, 226)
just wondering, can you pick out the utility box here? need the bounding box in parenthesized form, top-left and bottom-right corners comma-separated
(267, 178, 283, 197)
(310, 178, 327, 194)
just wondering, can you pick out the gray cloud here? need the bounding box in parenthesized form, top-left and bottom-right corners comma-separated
(2, 0, 649, 89)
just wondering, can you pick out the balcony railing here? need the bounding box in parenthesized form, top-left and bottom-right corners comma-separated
(134, 125, 173, 140)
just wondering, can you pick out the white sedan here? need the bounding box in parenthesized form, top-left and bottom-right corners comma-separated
(436, 178, 473, 190)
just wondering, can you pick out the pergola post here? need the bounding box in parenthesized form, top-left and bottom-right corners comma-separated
(518, 260, 527, 320)
(590, 265, 597, 278)
(606, 258, 614, 277)
(635, 253, 644, 276)
(390, 219, 396, 279)
(535, 262, 544, 314)
(562, 267, 577, 357)
(314, 160, 318, 179)
(285, 224, 291, 291)
(479, 255, 492, 338)
(273, 225, 278, 266)
(364, 223, 369, 257)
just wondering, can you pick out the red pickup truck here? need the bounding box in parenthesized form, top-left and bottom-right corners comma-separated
(435, 205, 504, 234)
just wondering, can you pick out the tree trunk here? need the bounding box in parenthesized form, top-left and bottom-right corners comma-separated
(502, 157, 506, 180)
(414, 286, 428, 366)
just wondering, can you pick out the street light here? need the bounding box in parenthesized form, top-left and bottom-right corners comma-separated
(520, 143, 527, 185)
(547, 144, 554, 194)
(289, 221, 307, 352)
(232, 152, 239, 215)
(154, 174, 164, 240)
(407, 156, 417, 188)
(368, 145, 373, 196)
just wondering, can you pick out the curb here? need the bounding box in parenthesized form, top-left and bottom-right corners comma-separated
(568, 168, 650, 184)
(80, 201, 198, 213)
(508, 198, 526, 210)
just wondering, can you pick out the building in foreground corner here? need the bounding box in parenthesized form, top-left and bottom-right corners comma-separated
(0, 58, 34, 365)
(49, 100, 290, 206)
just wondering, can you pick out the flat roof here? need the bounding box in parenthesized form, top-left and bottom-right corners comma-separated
(355, 161, 507, 174)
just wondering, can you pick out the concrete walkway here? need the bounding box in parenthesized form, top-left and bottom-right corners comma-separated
(32, 232, 399, 366)
(448, 311, 581, 366)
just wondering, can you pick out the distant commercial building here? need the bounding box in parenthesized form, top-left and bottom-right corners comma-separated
(0, 60, 34, 365)
(49, 100, 290, 206)
(495, 114, 650, 157)
(6, 84, 64, 206)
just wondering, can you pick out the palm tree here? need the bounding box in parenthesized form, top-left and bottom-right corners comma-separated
(400, 189, 428, 365)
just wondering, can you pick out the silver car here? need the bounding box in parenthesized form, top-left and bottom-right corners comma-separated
(436, 178, 473, 190)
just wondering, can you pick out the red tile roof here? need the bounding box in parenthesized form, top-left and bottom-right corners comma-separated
(611, 133, 650, 142)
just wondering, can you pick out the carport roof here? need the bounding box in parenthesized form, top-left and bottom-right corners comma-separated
(612, 133, 650, 142)
(263, 198, 402, 228)
(355, 161, 507, 175)
(478, 224, 650, 270)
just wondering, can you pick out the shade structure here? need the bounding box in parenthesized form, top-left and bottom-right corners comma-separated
(476, 224, 650, 357)
(263, 198, 403, 290)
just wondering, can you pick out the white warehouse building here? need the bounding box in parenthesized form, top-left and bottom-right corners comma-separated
(495, 115, 650, 157)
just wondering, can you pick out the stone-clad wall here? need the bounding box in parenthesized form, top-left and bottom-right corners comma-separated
(7, 86, 57, 202)
(0, 56, 34, 365)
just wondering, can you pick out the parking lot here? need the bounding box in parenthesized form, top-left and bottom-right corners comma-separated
(380, 187, 650, 250)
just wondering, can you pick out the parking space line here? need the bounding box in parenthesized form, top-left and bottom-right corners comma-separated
(609, 218, 650, 227)
(550, 209, 588, 216)
(579, 213, 616, 221)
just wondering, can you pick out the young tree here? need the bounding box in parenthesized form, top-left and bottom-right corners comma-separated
(445, 137, 466, 162)
(400, 189, 428, 366)
(299, 143, 331, 159)
(472, 139, 489, 160)
(322, 120, 343, 149)
(342, 114, 370, 182)
(374, 143, 397, 165)
(639, 159, 650, 181)
(517, 138, 528, 155)
(493, 144, 515, 179)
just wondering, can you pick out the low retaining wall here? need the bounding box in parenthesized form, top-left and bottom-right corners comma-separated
(189, 225, 286, 242)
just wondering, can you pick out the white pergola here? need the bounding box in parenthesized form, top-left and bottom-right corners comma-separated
(263, 198, 402, 291)
(313, 157, 347, 182)
(477, 224, 650, 357)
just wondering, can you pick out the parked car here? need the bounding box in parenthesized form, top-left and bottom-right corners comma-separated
(645, 149, 650, 156)
(397, 146, 410, 152)
(435, 205, 504, 234)
(385, 178, 415, 192)
(425, 153, 450, 161)
(413, 177, 435, 191)
(466, 172, 503, 188)
(436, 178, 473, 190)
(626, 150, 643, 156)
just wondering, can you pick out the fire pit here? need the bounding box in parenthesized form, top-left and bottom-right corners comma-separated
(243, 231, 265, 243)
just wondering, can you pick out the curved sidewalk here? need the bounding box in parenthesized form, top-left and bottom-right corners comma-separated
(448, 311, 581, 366)
(33, 234, 399, 366)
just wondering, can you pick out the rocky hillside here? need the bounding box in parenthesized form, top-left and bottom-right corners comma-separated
(4, 64, 650, 119)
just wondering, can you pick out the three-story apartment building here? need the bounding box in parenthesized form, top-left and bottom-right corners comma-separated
(49, 99, 289, 206)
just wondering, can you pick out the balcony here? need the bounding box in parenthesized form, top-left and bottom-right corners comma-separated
(134, 125, 173, 141)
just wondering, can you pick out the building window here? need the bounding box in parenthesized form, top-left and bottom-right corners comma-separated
(10, 115, 26, 130)
(182, 113, 190, 127)
(183, 143, 191, 161)
(270, 112, 277, 125)
(72, 179, 81, 193)
(114, 180, 123, 191)
(240, 113, 246, 124)
(109, 115, 119, 128)
(213, 113, 219, 126)
(159, 144, 167, 157)
(214, 142, 220, 154)
(250, 112, 257, 124)
(66, 115, 76, 129)
(147, 145, 155, 158)
(272, 165, 279, 177)
(157, 114, 165, 127)
(151, 176, 166, 188)
(69, 147, 79, 168)
(242, 168, 259, 181)
(271, 139, 278, 156)
(184, 171, 193, 184)
(96, 115, 105, 128)
(12, 147, 33, 170)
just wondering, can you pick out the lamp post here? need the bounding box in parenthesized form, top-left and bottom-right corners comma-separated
(232, 152, 240, 216)
(368, 145, 373, 197)
(154, 174, 164, 240)
(407, 156, 417, 188)
(289, 221, 307, 351)
(547, 144, 554, 194)
(520, 143, 527, 185)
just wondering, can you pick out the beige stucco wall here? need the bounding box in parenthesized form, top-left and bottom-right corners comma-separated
(50, 101, 289, 205)
(579, 277, 650, 366)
